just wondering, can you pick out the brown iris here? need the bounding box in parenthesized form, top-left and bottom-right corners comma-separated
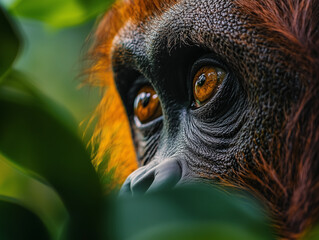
(193, 66, 226, 107)
(134, 85, 162, 124)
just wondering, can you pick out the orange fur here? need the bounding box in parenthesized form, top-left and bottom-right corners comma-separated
(87, 0, 178, 189)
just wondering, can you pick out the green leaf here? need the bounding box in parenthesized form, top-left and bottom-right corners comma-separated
(9, 0, 113, 28)
(129, 222, 268, 240)
(2, 70, 78, 133)
(107, 185, 275, 240)
(78, 0, 114, 17)
(0, 156, 67, 240)
(0, 77, 103, 239)
(0, 7, 21, 79)
(0, 195, 50, 240)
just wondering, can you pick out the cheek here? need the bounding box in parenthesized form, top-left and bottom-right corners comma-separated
(179, 98, 249, 175)
(131, 119, 163, 166)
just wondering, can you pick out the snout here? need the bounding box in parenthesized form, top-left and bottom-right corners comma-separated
(119, 159, 183, 196)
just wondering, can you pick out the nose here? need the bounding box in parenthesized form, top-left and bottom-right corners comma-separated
(119, 159, 182, 196)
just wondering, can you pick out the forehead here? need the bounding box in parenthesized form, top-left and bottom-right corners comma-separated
(108, 0, 307, 95)
(112, 0, 259, 79)
(116, 0, 241, 39)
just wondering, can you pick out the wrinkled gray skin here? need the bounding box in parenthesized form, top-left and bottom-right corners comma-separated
(111, 0, 302, 195)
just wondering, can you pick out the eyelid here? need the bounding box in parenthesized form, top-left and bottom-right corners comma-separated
(190, 56, 228, 79)
(134, 115, 163, 128)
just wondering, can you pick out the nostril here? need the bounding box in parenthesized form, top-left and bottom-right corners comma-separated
(120, 159, 183, 196)
(146, 160, 182, 193)
(119, 166, 149, 196)
(131, 171, 155, 196)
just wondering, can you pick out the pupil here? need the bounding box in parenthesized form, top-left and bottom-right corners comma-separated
(197, 74, 206, 86)
(141, 93, 151, 107)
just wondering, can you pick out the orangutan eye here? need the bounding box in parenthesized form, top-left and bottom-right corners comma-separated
(134, 85, 162, 124)
(192, 66, 226, 108)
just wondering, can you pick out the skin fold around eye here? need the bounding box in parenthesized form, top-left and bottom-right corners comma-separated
(134, 85, 162, 124)
(193, 66, 226, 108)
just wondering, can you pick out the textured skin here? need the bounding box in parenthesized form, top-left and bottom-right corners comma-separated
(112, 0, 302, 181)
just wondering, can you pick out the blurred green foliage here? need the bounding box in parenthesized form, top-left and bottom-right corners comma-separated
(108, 186, 274, 240)
(0, 196, 50, 239)
(0, 0, 107, 238)
(0, 0, 317, 239)
(5, 0, 112, 28)
(0, 7, 20, 79)
(0, 71, 103, 238)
